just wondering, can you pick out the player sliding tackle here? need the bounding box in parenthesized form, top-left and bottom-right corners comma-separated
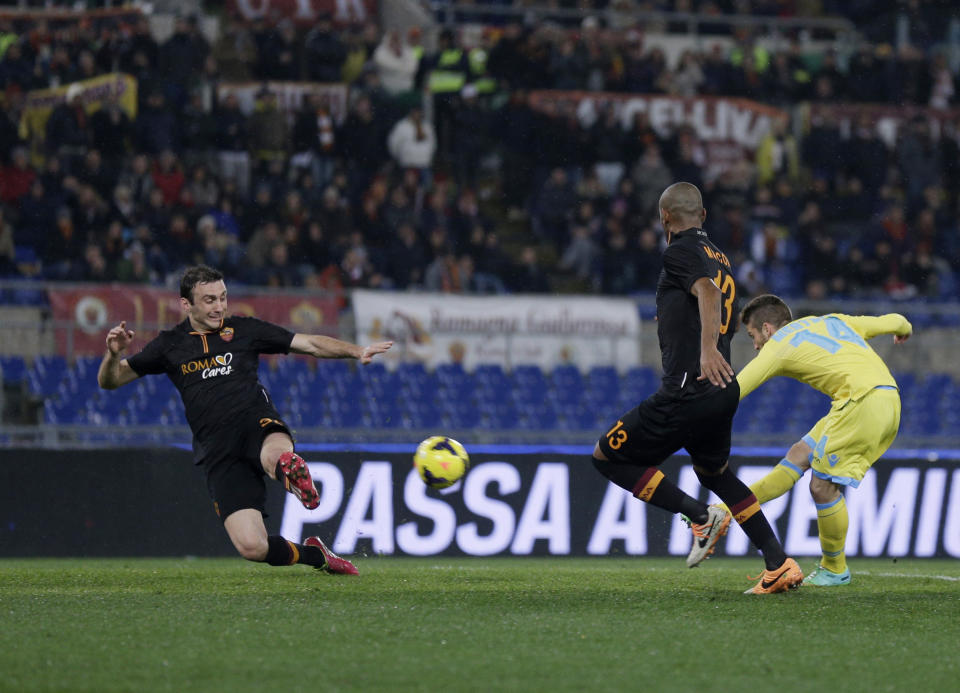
(591, 182, 803, 594)
(705, 294, 911, 586)
(98, 265, 393, 576)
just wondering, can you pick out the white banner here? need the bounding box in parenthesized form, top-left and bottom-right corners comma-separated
(274, 454, 960, 559)
(352, 291, 641, 372)
(529, 91, 788, 179)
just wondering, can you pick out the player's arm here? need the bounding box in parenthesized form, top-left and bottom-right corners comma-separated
(735, 346, 780, 400)
(690, 276, 735, 387)
(290, 333, 393, 364)
(843, 313, 913, 344)
(97, 321, 141, 390)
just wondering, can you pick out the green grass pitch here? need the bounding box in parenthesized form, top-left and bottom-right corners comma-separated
(1, 557, 958, 693)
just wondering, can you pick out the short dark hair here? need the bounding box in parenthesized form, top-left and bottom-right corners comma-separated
(740, 294, 792, 330)
(180, 265, 224, 303)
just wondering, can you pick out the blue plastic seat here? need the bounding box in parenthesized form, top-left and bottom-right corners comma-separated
(0, 356, 27, 384)
(511, 387, 542, 406)
(513, 365, 547, 390)
(551, 382, 584, 405)
(474, 386, 505, 406)
(622, 367, 659, 400)
(516, 401, 557, 430)
(477, 401, 517, 430)
(552, 364, 583, 389)
(475, 364, 507, 384)
(556, 401, 595, 430)
(436, 362, 468, 386)
(586, 366, 620, 401)
(403, 400, 443, 429)
(443, 400, 481, 429)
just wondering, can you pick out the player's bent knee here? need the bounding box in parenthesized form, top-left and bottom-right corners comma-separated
(233, 535, 269, 562)
(809, 475, 841, 505)
(787, 440, 813, 469)
(693, 461, 728, 480)
(592, 455, 614, 479)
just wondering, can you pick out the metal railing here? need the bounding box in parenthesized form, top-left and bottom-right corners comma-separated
(427, 1, 857, 38)
(1, 422, 957, 450)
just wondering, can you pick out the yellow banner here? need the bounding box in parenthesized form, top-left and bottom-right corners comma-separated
(18, 73, 138, 158)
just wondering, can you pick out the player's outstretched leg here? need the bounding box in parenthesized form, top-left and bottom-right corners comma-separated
(744, 557, 804, 595)
(686, 505, 731, 568)
(696, 464, 803, 592)
(592, 455, 712, 526)
(305, 536, 359, 575)
(262, 535, 358, 575)
(275, 451, 320, 509)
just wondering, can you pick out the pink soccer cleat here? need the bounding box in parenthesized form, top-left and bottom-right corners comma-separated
(277, 451, 319, 509)
(304, 536, 359, 575)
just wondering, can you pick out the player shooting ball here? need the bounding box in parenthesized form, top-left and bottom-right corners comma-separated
(98, 265, 392, 575)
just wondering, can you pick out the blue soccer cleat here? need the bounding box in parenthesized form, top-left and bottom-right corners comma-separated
(803, 564, 851, 586)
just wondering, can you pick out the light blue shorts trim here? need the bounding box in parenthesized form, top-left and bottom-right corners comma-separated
(779, 459, 806, 477)
(815, 495, 844, 511)
(811, 468, 860, 488)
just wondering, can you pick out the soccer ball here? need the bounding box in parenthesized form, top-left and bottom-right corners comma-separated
(413, 436, 470, 489)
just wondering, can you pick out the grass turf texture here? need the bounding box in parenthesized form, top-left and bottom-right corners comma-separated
(1, 558, 958, 693)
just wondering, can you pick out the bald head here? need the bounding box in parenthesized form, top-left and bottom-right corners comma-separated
(660, 182, 703, 218)
(659, 182, 706, 234)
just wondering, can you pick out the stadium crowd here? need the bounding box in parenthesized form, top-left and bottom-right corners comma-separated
(0, 6, 957, 301)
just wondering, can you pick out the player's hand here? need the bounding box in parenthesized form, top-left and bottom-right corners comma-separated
(105, 321, 135, 356)
(893, 334, 910, 344)
(359, 341, 393, 364)
(697, 346, 735, 388)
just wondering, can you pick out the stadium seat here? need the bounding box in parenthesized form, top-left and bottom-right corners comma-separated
(623, 366, 659, 399)
(436, 362, 469, 387)
(402, 400, 443, 429)
(513, 365, 547, 390)
(364, 398, 404, 429)
(73, 356, 101, 379)
(556, 401, 595, 430)
(27, 356, 69, 396)
(0, 356, 26, 384)
(475, 364, 507, 384)
(477, 402, 518, 430)
(443, 400, 481, 429)
(551, 364, 583, 389)
(516, 401, 557, 430)
(587, 366, 619, 395)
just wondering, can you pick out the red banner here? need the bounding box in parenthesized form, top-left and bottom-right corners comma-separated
(49, 286, 341, 357)
(802, 102, 960, 148)
(226, 0, 377, 24)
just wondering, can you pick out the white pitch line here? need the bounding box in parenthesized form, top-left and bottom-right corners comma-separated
(858, 571, 960, 582)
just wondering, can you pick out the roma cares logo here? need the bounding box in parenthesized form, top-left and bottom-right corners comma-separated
(181, 352, 234, 375)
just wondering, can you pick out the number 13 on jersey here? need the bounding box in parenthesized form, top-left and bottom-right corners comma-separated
(713, 269, 735, 335)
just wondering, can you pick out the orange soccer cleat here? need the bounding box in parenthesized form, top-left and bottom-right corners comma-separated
(744, 557, 804, 595)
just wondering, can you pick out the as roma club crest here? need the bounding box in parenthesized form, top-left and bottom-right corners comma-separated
(219, 327, 234, 342)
